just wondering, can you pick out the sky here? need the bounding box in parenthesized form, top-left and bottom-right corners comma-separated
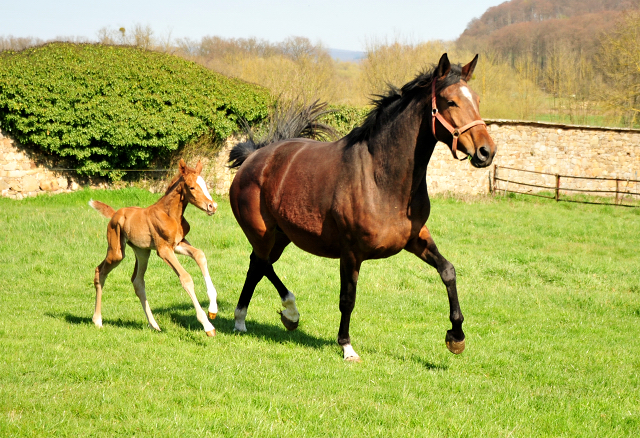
(1, 0, 505, 52)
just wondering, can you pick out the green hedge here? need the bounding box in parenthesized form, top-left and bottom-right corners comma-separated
(0, 43, 271, 177)
(323, 104, 369, 137)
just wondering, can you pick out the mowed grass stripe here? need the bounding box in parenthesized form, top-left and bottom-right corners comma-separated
(0, 189, 638, 437)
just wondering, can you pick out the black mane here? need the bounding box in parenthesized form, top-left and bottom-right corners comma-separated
(345, 63, 464, 146)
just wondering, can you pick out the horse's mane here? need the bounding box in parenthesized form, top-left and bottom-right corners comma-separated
(345, 63, 464, 146)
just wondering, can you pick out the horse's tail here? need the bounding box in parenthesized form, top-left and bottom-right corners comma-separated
(228, 99, 336, 169)
(89, 199, 116, 219)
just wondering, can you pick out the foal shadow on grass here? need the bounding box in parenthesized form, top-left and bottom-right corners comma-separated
(49, 300, 333, 350)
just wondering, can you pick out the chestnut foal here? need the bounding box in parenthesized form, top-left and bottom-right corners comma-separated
(90, 159, 219, 336)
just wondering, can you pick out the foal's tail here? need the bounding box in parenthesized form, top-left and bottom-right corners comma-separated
(228, 99, 336, 169)
(89, 199, 116, 219)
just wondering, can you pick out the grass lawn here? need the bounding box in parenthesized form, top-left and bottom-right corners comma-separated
(0, 188, 638, 437)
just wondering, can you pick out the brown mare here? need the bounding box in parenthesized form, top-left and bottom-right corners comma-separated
(90, 159, 219, 336)
(228, 54, 497, 361)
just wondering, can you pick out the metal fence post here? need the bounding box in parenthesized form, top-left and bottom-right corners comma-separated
(555, 174, 560, 202)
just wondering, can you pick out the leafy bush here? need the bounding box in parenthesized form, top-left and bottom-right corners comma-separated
(322, 104, 369, 137)
(0, 42, 271, 177)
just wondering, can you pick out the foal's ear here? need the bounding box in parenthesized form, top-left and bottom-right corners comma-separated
(437, 53, 451, 80)
(461, 54, 479, 82)
(178, 158, 187, 175)
(195, 161, 203, 174)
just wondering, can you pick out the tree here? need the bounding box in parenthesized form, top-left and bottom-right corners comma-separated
(597, 11, 640, 127)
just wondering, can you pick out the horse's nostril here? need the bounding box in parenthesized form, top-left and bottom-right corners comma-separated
(478, 146, 490, 160)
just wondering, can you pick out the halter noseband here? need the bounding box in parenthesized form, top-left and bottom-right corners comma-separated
(431, 79, 487, 160)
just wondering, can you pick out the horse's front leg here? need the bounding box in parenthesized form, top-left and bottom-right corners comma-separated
(405, 226, 465, 354)
(157, 245, 215, 337)
(175, 240, 218, 320)
(338, 251, 363, 362)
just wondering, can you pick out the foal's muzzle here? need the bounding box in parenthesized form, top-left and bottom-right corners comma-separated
(207, 202, 217, 216)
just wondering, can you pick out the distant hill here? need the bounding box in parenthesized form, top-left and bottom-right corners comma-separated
(457, 0, 639, 56)
(329, 49, 365, 62)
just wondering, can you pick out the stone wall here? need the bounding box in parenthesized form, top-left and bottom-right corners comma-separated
(2, 120, 640, 200)
(0, 129, 81, 199)
(426, 119, 640, 197)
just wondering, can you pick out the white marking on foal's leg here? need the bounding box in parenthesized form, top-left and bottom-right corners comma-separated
(234, 307, 248, 332)
(342, 344, 361, 362)
(204, 275, 218, 316)
(281, 291, 300, 323)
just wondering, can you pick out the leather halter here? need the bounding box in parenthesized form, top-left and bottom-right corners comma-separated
(431, 79, 487, 160)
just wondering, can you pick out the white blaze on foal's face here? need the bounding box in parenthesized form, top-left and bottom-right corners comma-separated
(459, 86, 477, 112)
(196, 176, 213, 201)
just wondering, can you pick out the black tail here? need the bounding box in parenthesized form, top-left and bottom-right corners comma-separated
(228, 99, 336, 169)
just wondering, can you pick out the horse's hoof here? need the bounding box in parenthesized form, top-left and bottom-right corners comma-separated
(345, 355, 362, 363)
(279, 311, 299, 331)
(445, 330, 465, 354)
(206, 329, 216, 337)
(208, 311, 217, 320)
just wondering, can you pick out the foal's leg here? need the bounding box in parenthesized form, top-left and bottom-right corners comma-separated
(157, 246, 215, 337)
(130, 246, 161, 331)
(175, 240, 218, 320)
(92, 224, 126, 328)
(338, 251, 363, 362)
(404, 226, 465, 354)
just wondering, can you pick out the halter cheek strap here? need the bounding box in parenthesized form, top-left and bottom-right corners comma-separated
(431, 80, 487, 160)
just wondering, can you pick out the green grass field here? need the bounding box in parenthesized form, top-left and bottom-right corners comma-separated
(0, 189, 638, 437)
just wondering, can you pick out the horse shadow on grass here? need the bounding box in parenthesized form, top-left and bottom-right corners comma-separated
(48, 300, 334, 350)
(153, 301, 335, 349)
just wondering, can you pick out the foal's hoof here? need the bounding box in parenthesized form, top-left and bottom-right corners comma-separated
(206, 329, 216, 337)
(208, 311, 217, 320)
(445, 330, 465, 354)
(279, 311, 299, 331)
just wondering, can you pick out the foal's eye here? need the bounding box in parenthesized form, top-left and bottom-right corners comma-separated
(447, 100, 457, 107)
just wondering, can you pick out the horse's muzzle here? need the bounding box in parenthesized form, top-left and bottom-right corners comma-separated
(470, 145, 494, 168)
(207, 202, 217, 216)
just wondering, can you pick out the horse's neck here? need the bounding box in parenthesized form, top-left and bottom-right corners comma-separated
(368, 99, 437, 199)
(158, 182, 188, 220)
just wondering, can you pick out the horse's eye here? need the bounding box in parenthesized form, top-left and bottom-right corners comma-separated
(447, 101, 457, 107)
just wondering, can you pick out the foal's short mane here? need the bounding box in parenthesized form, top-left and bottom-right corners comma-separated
(345, 63, 464, 146)
(164, 168, 194, 196)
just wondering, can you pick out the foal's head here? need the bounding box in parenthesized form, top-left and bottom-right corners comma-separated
(176, 159, 217, 215)
(431, 53, 496, 168)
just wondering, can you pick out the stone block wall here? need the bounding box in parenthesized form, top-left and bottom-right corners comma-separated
(2, 120, 640, 200)
(0, 130, 82, 199)
(426, 119, 640, 197)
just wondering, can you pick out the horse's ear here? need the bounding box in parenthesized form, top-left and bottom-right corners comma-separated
(437, 53, 451, 80)
(178, 158, 187, 175)
(461, 54, 479, 82)
(195, 161, 203, 174)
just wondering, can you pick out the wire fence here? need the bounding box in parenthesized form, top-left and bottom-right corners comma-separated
(491, 165, 640, 208)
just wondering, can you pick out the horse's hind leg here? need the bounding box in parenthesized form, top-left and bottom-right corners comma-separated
(235, 231, 299, 332)
(405, 226, 465, 354)
(130, 246, 161, 331)
(175, 240, 218, 320)
(267, 231, 299, 330)
(93, 224, 126, 328)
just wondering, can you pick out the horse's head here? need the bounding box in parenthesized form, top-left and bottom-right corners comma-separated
(431, 53, 496, 168)
(179, 159, 217, 216)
